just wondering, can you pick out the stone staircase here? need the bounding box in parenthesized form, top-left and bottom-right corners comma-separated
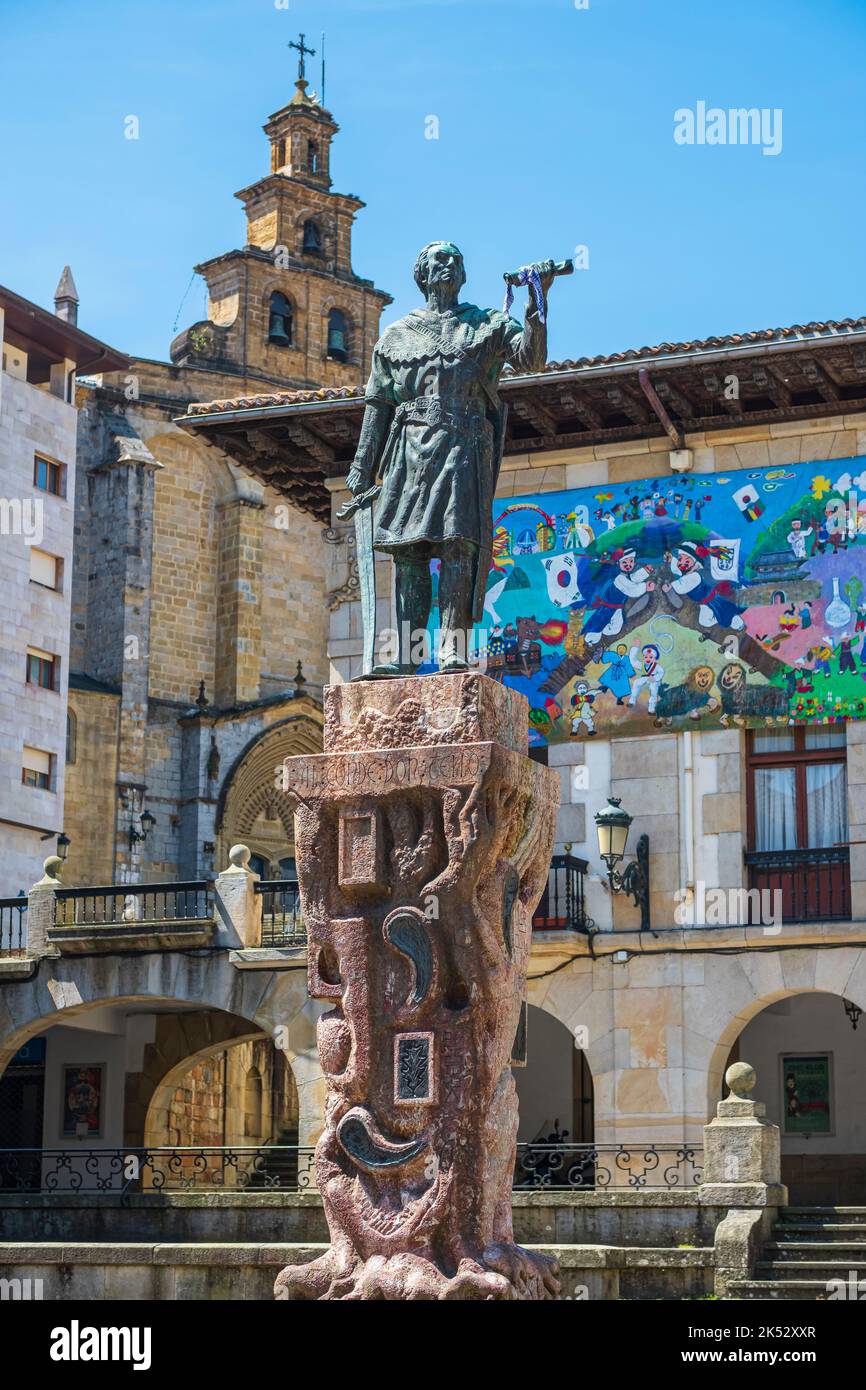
(729, 1207, 866, 1300)
(248, 1130, 300, 1189)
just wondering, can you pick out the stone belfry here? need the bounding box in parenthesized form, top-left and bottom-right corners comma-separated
(171, 37, 391, 393)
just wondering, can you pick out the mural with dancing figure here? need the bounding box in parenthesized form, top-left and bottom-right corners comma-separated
(424, 458, 866, 744)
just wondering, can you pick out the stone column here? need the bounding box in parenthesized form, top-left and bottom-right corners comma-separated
(274, 671, 561, 1301)
(702, 1062, 787, 1298)
(215, 496, 264, 707)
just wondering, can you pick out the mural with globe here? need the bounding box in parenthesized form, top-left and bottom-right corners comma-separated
(426, 457, 866, 744)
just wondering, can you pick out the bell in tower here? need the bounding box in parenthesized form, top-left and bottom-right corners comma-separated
(268, 292, 293, 347)
(303, 219, 323, 256)
(327, 309, 348, 363)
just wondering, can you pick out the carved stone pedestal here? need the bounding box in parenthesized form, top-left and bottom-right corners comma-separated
(274, 671, 561, 1300)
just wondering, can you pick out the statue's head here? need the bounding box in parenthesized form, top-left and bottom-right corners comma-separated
(414, 241, 466, 297)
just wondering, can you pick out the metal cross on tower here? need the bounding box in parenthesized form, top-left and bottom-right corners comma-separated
(289, 32, 316, 82)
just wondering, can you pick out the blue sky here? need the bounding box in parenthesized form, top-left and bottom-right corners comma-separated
(1, 0, 864, 366)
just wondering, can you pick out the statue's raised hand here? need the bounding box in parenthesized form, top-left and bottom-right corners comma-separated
(534, 259, 557, 295)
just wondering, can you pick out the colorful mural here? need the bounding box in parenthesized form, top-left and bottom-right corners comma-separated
(427, 458, 866, 744)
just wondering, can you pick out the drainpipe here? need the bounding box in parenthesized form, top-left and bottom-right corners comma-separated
(680, 730, 696, 901)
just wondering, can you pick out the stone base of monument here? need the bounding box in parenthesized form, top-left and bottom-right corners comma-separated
(274, 671, 561, 1301)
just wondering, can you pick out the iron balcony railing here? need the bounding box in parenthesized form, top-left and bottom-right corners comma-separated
(744, 845, 851, 923)
(531, 853, 592, 933)
(254, 858, 591, 944)
(0, 1145, 317, 1194)
(52, 882, 213, 930)
(515, 1143, 703, 1190)
(0, 1143, 702, 1194)
(0, 896, 27, 956)
(255, 880, 306, 946)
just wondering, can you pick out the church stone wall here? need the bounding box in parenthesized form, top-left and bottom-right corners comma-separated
(63, 689, 120, 888)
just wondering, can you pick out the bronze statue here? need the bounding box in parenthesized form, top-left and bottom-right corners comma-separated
(343, 244, 567, 676)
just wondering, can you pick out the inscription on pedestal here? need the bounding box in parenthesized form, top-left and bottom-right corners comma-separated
(395, 1032, 434, 1104)
(282, 744, 491, 797)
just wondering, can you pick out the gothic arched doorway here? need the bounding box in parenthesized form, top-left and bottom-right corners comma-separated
(215, 713, 322, 876)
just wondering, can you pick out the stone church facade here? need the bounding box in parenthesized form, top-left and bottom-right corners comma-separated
(63, 73, 391, 889)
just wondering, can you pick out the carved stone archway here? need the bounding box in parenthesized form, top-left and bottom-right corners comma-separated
(215, 708, 323, 876)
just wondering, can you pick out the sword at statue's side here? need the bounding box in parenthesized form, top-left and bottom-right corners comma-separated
(336, 484, 381, 678)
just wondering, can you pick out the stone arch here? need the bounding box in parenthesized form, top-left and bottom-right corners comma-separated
(127, 1008, 264, 1147)
(215, 709, 323, 874)
(705, 968, 866, 1117)
(0, 951, 325, 1145)
(143, 1033, 298, 1148)
(514, 1002, 594, 1147)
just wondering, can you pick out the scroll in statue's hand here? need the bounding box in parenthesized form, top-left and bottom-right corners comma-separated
(534, 259, 557, 295)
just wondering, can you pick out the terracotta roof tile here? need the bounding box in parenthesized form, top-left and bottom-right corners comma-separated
(186, 316, 866, 417)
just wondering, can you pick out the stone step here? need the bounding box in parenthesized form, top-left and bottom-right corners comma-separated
(728, 1279, 839, 1301)
(781, 1206, 866, 1221)
(765, 1242, 866, 1260)
(757, 1261, 866, 1281)
(773, 1222, 866, 1238)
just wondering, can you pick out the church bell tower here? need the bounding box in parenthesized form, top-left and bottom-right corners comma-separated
(170, 36, 391, 393)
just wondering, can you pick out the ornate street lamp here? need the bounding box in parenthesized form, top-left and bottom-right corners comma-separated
(129, 807, 156, 851)
(594, 796, 651, 933)
(56, 832, 71, 862)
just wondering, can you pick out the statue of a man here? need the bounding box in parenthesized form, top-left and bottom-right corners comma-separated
(345, 243, 556, 675)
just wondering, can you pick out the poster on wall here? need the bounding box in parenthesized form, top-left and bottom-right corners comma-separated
(781, 1053, 833, 1135)
(61, 1064, 104, 1138)
(427, 457, 866, 745)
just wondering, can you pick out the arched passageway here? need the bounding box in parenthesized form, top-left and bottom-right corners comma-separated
(719, 989, 866, 1205)
(514, 1003, 594, 1145)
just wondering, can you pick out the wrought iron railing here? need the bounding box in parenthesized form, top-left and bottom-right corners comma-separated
(0, 1145, 317, 1194)
(52, 883, 213, 930)
(744, 846, 851, 923)
(255, 880, 306, 946)
(0, 896, 27, 956)
(0, 1143, 702, 1194)
(514, 1143, 703, 1189)
(532, 853, 592, 933)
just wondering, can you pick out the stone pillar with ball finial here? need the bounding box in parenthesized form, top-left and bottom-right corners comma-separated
(703, 1062, 788, 1298)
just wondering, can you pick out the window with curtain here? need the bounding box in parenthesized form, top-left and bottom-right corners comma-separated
(747, 727, 848, 852)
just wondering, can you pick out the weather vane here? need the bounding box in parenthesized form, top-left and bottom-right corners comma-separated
(289, 32, 316, 83)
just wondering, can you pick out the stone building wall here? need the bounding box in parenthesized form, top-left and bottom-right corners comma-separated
(0, 368, 77, 894)
(63, 688, 120, 888)
(320, 410, 866, 1161)
(163, 1039, 299, 1150)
